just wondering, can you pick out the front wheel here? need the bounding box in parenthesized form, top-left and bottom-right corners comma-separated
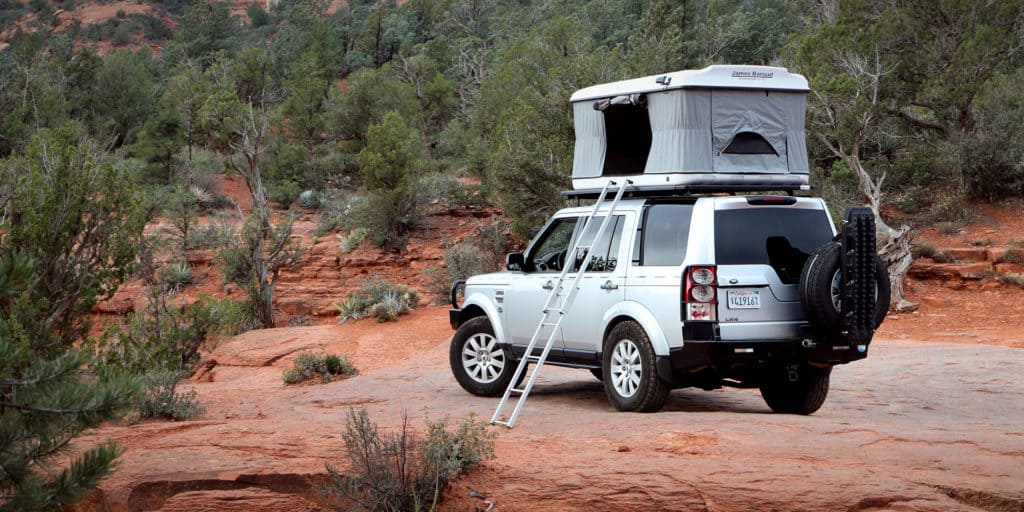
(449, 317, 518, 397)
(602, 321, 669, 412)
(759, 364, 831, 415)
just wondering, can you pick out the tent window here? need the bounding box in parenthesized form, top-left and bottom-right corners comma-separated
(600, 101, 652, 175)
(723, 131, 777, 155)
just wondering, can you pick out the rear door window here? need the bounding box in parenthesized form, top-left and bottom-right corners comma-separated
(714, 208, 833, 283)
(639, 204, 693, 266)
(572, 216, 625, 272)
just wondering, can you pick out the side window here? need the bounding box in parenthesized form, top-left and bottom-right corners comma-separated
(572, 216, 625, 272)
(723, 131, 778, 155)
(640, 204, 693, 266)
(527, 217, 579, 272)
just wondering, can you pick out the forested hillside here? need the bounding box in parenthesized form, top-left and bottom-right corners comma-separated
(1, 0, 1023, 508)
(2, 1, 1022, 236)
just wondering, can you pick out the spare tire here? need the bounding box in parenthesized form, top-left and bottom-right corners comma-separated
(799, 241, 890, 334)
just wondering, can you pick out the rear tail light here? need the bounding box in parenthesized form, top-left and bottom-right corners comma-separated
(683, 265, 717, 322)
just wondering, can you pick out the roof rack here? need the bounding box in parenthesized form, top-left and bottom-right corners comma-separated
(562, 183, 811, 200)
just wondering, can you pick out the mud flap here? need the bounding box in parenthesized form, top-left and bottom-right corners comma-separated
(840, 207, 876, 345)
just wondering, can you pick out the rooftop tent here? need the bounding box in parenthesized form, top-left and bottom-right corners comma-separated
(570, 65, 810, 190)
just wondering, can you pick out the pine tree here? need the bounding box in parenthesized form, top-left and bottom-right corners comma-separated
(0, 127, 144, 510)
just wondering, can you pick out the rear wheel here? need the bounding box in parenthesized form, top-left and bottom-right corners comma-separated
(602, 321, 669, 412)
(759, 364, 831, 415)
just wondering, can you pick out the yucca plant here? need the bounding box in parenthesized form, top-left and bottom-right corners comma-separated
(160, 261, 193, 293)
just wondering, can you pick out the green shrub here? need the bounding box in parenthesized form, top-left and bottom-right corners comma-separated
(334, 276, 420, 323)
(247, 4, 270, 27)
(139, 371, 206, 421)
(323, 408, 495, 512)
(967, 238, 994, 247)
(355, 111, 424, 250)
(936, 222, 961, 236)
(313, 192, 350, 238)
(998, 248, 1024, 265)
(426, 243, 490, 304)
(1010, 239, 1024, 249)
(473, 221, 511, 269)
(929, 194, 973, 225)
(188, 213, 235, 250)
(287, 313, 314, 327)
(911, 243, 955, 263)
(997, 272, 1024, 289)
(299, 189, 322, 209)
(959, 71, 1024, 201)
(282, 351, 358, 384)
(421, 173, 491, 210)
(897, 189, 924, 214)
(90, 293, 257, 421)
(337, 227, 368, 253)
(160, 260, 193, 293)
(88, 292, 249, 422)
(268, 179, 303, 208)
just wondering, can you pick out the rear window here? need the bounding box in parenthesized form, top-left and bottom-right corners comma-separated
(714, 208, 833, 283)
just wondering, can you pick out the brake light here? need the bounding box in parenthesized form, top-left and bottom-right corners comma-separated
(683, 265, 717, 322)
(746, 196, 797, 205)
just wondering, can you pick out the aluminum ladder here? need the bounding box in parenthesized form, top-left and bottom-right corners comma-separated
(491, 179, 631, 428)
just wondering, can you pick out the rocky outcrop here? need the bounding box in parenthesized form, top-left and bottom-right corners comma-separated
(68, 314, 1024, 511)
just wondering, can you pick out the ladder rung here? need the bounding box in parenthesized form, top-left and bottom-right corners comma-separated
(491, 420, 512, 428)
(543, 308, 562, 314)
(510, 387, 526, 393)
(525, 355, 542, 362)
(540, 322, 558, 327)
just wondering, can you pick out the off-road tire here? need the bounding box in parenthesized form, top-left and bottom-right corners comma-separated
(450, 317, 518, 397)
(799, 241, 890, 334)
(602, 321, 670, 412)
(759, 364, 831, 415)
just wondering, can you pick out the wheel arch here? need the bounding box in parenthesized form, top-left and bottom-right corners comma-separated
(600, 302, 671, 356)
(457, 295, 508, 345)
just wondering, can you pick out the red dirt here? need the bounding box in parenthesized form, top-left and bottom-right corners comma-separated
(75, 181, 1024, 511)
(0, 1, 173, 55)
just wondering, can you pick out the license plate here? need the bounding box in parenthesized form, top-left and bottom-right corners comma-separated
(727, 290, 761, 309)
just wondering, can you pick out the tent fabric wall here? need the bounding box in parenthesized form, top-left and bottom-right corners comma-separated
(711, 90, 788, 173)
(571, 87, 810, 184)
(643, 90, 713, 174)
(782, 92, 809, 174)
(572, 102, 605, 179)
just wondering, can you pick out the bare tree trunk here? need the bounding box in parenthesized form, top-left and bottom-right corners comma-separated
(838, 151, 916, 311)
(813, 47, 917, 312)
(234, 105, 276, 328)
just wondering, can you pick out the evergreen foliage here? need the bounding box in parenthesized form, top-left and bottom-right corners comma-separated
(0, 95, 150, 511)
(0, 125, 147, 341)
(356, 110, 423, 249)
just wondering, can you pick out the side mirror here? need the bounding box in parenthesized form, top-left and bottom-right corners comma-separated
(506, 252, 525, 272)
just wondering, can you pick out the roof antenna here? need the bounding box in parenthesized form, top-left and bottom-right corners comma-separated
(655, 75, 671, 86)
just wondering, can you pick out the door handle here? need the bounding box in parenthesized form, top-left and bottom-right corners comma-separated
(542, 280, 554, 290)
(601, 280, 619, 291)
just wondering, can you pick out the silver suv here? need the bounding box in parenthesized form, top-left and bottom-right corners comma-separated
(448, 192, 888, 415)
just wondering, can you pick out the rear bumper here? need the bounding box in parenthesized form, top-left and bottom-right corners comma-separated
(664, 339, 869, 372)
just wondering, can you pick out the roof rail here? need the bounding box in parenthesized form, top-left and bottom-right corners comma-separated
(562, 183, 811, 200)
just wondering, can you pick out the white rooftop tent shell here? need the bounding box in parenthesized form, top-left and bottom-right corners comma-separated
(570, 65, 811, 190)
